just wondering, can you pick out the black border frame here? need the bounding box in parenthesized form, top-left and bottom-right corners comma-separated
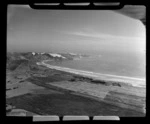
(4, 0, 148, 123)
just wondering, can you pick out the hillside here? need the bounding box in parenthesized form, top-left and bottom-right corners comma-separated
(6, 52, 83, 71)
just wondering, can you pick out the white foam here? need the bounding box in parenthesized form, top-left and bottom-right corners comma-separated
(49, 53, 66, 59)
(32, 52, 36, 55)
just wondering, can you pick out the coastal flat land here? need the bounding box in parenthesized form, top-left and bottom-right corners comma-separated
(6, 60, 146, 116)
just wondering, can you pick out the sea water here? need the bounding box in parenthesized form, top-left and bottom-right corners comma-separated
(47, 51, 146, 80)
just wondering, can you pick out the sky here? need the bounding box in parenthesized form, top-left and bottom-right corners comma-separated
(7, 5, 146, 55)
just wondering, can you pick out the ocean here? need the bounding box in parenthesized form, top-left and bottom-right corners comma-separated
(48, 51, 146, 79)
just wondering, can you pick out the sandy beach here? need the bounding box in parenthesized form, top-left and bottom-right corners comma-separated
(37, 61, 146, 88)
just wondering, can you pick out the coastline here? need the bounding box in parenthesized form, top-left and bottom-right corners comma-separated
(6, 59, 146, 116)
(37, 61, 146, 88)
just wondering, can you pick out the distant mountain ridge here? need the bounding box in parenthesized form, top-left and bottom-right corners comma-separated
(6, 52, 89, 72)
(7, 52, 89, 61)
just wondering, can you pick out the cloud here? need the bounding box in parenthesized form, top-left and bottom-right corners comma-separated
(64, 30, 114, 38)
(64, 30, 145, 41)
(70, 31, 110, 38)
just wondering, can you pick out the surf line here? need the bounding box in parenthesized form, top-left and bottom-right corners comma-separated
(39, 61, 145, 82)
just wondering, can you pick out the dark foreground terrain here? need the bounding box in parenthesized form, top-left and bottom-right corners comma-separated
(7, 92, 144, 116)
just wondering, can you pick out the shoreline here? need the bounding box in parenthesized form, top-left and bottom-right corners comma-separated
(37, 61, 146, 88)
